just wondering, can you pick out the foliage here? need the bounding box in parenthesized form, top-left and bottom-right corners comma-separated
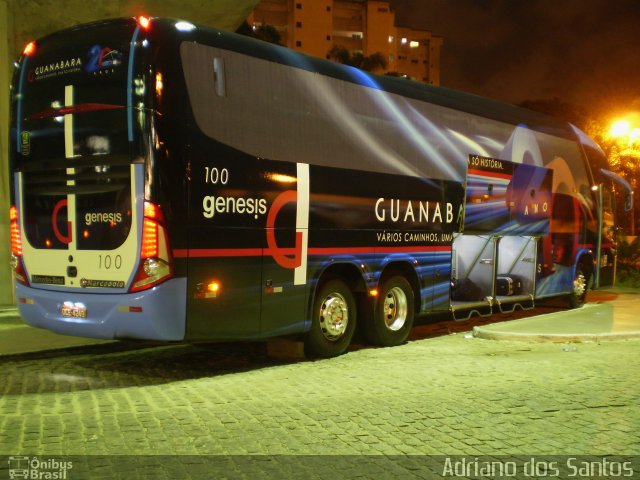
(236, 22, 282, 45)
(327, 46, 388, 72)
(615, 235, 640, 288)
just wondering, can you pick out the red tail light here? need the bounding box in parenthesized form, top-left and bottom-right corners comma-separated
(137, 16, 151, 30)
(9, 206, 29, 286)
(130, 201, 173, 292)
(10, 206, 22, 256)
(141, 218, 159, 258)
(23, 41, 36, 56)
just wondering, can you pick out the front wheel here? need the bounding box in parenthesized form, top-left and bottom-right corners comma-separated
(568, 263, 589, 308)
(364, 276, 415, 347)
(305, 279, 357, 358)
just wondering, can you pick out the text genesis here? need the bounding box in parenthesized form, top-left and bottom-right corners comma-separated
(203, 195, 268, 220)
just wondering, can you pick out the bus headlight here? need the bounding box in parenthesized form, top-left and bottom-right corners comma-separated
(131, 257, 172, 291)
(143, 257, 160, 276)
(142, 257, 170, 279)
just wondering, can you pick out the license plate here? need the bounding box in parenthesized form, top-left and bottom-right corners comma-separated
(60, 302, 87, 319)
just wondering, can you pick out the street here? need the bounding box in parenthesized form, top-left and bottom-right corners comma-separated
(1, 292, 639, 478)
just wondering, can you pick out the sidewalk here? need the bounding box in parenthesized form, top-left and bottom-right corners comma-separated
(473, 288, 640, 342)
(0, 305, 110, 356)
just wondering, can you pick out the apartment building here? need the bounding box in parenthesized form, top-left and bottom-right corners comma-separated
(247, 0, 442, 84)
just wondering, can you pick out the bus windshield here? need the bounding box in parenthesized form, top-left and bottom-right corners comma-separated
(13, 21, 137, 251)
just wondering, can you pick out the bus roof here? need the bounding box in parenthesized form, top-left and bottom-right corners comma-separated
(24, 17, 578, 141)
(169, 18, 578, 141)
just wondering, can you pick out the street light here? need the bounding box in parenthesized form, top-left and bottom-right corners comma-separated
(610, 119, 630, 138)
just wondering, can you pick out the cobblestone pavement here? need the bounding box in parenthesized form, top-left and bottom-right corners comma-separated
(0, 316, 639, 478)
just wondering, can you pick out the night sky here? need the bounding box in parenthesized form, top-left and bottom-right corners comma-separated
(389, 0, 640, 118)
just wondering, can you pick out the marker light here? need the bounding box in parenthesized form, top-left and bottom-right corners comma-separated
(23, 41, 36, 56)
(137, 15, 151, 30)
(175, 21, 196, 32)
(194, 281, 221, 299)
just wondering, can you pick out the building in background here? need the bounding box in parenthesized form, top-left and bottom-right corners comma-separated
(247, 0, 442, 84)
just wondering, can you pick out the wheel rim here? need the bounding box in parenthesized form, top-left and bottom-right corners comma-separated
(383, 286, 408, 331)
(573, 271, 586, 298)
(319, 292, 349, 341)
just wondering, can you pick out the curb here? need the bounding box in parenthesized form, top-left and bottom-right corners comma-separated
(473, 303, 640, 342)
(472, 328, 640, 343)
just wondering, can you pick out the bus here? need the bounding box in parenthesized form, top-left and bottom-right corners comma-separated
(8, 16, 623, 357)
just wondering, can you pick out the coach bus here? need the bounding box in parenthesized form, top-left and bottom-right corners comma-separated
(8, 16, 622, 357)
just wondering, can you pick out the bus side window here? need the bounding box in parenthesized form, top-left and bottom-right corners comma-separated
(213, 57, 226, 97)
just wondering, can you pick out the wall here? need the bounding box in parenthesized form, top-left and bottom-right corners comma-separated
(0, 0, 259, 305)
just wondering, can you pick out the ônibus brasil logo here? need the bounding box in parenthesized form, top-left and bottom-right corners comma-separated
(7, 456, 73, 479)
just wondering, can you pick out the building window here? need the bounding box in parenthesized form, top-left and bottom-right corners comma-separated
(326, 5, 331, 11)
(326, 35, 331, 41)
(388, 35, 394, 43)
(410, 41, 420, 48)
(296, 21, 302, 27)
(296, 2, 302, 9)
(378, 7, 388, 12)
(296, 40, 302, 47)
(401, 37, 407, 45)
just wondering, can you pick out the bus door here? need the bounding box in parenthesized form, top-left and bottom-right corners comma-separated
(260, 163, 309, 337)
(596, 183, 617, 287)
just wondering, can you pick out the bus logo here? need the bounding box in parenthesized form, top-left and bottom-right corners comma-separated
(266, 190, 303, 270)
(265, 163, 309, 286)
(52, 199, 72, 244)
(86, 45, 123, 74)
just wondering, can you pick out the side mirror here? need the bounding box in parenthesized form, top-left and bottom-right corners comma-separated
(625, 191, 634, 212)
(600, 169, 634, 212)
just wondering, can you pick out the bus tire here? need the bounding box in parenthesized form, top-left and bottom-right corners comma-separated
(305, 278, 356, 358)
(364, 275, 414, 347)
(568, 263, 588, 308)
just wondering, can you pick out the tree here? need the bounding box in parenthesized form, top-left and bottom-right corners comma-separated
(327, 46, 388, 72)
(236, 21, 282, 45)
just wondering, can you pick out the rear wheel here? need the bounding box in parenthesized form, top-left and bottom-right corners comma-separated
(305, 279, 356, 358)
(364, 276, 414, 347)
(568, 263, 589, 308)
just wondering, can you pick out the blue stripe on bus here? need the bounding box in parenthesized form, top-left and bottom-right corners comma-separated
(127, 25, 141, 142)
(16, 56, 29, 153)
